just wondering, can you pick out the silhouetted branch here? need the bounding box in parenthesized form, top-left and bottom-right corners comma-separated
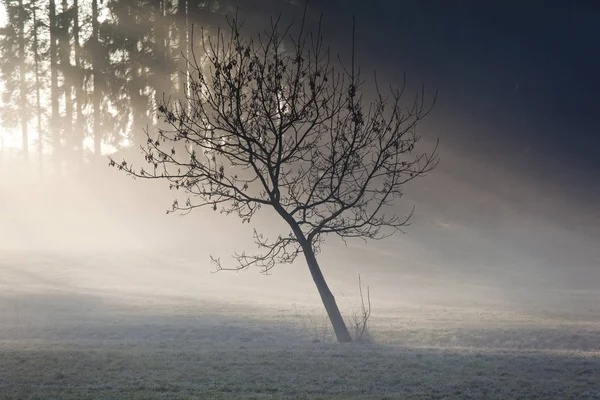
(110, 11, 438, 272)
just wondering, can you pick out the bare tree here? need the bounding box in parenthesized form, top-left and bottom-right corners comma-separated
(110, 10, 439, 343)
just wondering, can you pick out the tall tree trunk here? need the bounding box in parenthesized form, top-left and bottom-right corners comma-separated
(153, 0, 166, 121)
(300, 239, 353, 343)
(73, 0, 84, 166)
(18, 0, 28, 164)
(91, 0, 101, 158)
(32, 0, 43, 174)
(60, 1, 72, 156)
(60, 0, 73, 165)
(49, 0, 60, 172)
(130, 53, 144, 145)
(187, 0, 201, 129)
(176, 0, 188, 103)
(128, 2, 145, 145)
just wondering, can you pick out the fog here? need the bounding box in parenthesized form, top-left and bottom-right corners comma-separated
(2, 149, 598, 322)
(1, 1, 599, 397)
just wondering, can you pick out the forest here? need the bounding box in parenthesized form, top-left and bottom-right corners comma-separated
(0, 0, 293, 172)
(2, 1, 600, 398)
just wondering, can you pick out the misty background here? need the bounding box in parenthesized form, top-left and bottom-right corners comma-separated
(1, 0, 599, 324)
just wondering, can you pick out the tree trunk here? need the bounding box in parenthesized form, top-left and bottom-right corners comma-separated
(276, 205, 353, 343)
(73, 0, 84, 167)
(130, 55, 145, 145)
(153, 0, 167, 120)
(32, 0, 43, 174)
(176, 0, 188, 103)
(18, 0, 28, 164)
(92, 0, 101, 158)
(299, 239, 353, 343)
(129, 1, 145, 145)
(60, 0, 73, 166)
(49, 0, 61, 173)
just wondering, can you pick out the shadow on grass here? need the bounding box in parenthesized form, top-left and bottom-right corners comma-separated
(1, 291, 599, 399)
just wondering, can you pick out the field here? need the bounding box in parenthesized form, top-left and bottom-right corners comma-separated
(1, 251, 599, 399)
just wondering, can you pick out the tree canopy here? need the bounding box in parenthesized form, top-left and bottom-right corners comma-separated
(111, 11, 439, 342)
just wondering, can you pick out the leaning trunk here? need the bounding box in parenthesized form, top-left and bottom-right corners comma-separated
(278, 207, 353, 343)
(300, 240, 352, 343)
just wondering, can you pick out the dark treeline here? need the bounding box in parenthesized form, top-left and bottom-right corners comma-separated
(0, 0, 300, 174)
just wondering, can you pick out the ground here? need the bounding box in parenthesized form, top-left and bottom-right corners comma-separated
(1, 251, 599, 399)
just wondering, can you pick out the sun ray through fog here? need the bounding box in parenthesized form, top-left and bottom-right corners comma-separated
(0, 1, 599, 397)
